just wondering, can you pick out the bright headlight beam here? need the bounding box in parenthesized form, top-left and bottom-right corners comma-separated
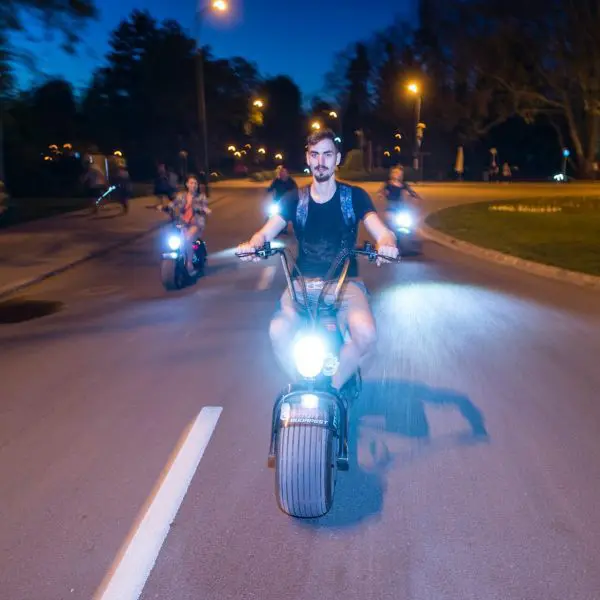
(293, 335, 326, 378)
(395, 211, 413, 229)
(167, 235, 182, 250)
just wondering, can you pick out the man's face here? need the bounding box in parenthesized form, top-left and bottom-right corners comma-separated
(306, 138, 340, 183)
(279, 168, 289, 180)
(391, 168, 403, 182)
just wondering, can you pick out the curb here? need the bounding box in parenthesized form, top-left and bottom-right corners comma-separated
(0, 221, 166, 301)
(419, 223, 600, 291)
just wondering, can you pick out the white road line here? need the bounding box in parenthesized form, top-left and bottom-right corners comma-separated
(94, 406, 223, 600)
(256, 265, 277, 291)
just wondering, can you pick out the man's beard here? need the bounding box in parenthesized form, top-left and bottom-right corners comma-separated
(313, 167, 333, 182)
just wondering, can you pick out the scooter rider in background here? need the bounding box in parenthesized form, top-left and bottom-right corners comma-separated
(158, 174, 211, 275)
(266, 165, 297, 233)
(378, 165, 421, 208)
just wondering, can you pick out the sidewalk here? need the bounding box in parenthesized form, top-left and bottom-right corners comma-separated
(0, 197, 165, 299)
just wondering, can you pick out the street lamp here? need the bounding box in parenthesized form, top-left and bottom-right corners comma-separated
(253, 99, 264, 109)
(196, 0, 228, 194)
(562, 147, 570, 179)
(311, 121, 321, 130)
(274, 152, 283, 161)
(407, 81, 423, 179)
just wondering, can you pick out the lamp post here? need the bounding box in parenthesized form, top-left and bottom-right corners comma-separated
(407, 82, 423, 179)
(562, 147, 570, 180)
(196, 0, 228, 195)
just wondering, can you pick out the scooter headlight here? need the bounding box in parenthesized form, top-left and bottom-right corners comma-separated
(395, 211, 413, 229)
(268, 203, 280, 217)
(167, 235, 182, 250)
(293, 335, 326, 378)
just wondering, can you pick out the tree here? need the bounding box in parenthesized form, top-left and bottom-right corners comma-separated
(416, 0, 600, 177)
(31, 79, 78, 144)
(483, 0, 600, 177)
(259, 75, 304, 167)
(335, 43, 371, 151)
(81, 10, 260, 177)
(1, 0, 97, 184)
(413, 0, 518, 144)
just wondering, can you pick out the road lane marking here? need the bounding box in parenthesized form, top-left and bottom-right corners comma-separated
(256, 265, 277, 291)
(94, 406, 223, 600)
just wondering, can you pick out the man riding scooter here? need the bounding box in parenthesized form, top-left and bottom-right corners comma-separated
(378, 165, 423, 255)
(266, 166, 297, 234)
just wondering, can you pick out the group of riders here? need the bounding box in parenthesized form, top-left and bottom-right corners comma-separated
(158, 128, 422, 400)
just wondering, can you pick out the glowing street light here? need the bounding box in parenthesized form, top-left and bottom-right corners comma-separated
(274, 153, 283, 161)
(196, 0, 229, 195)
(329, 111, 338, 118)
(234, 151, 242, 158)
(384, 150, 391, 157)
(407, 82, 419, 95)
(406, 81, 423, 179)
(212, 0, 227, 11)
(253, 99, 264, 109)
(311, 121, 321, 130)
(227, 145, 236, 152)
(258, 147, 266, 154)
(395, 133, 402, 139)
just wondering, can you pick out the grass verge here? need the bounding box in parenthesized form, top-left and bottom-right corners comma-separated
(426, 197, 600, 276)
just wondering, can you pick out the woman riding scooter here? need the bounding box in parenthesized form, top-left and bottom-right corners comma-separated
(159, 174, 211, 275)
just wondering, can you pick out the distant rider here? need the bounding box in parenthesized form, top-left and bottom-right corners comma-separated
(160, 174, 211, 274)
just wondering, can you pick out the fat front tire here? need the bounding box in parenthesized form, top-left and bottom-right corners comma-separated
(275, 422, 337, 518)
(160, 259, 185, 290)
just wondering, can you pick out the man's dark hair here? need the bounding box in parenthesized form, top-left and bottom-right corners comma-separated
(306, 128, 340, 151)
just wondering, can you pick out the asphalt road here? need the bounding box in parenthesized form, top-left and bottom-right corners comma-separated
(1, 184, 600, 600)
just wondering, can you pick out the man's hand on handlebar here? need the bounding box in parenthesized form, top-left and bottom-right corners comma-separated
(375, 244, 399, 267)
(236, 232, 266, 262)
(375, 232, 400, 267)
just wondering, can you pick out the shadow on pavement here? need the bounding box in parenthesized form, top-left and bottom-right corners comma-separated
(0, 298, 65, 323)
(298, 378, 488, 530)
